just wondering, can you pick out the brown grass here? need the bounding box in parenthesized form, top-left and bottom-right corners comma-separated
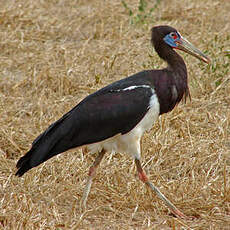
(0, 0, 230, 229)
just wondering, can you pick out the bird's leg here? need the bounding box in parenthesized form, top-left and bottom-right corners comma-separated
(135, 158, 188, 220)
(81, 149, 106, 208)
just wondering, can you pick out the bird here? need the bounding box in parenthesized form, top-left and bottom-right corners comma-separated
(16, 25, 210, 219)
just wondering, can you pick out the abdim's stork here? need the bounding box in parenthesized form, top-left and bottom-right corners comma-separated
(16, 26, 210, 219)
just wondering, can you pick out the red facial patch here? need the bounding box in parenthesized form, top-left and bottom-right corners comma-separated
(173, 34, 178, 40)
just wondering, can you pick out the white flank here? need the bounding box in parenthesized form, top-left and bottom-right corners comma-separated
(87, 88, 160, 160)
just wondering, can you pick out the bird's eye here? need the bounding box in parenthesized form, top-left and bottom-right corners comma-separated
(170, 32, 178, 40)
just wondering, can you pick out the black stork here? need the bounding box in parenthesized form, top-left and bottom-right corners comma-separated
(16, 25, 210, 219)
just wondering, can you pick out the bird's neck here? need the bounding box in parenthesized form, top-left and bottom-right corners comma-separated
(157, 45, 190, 105)
(156, 45, 187, 78)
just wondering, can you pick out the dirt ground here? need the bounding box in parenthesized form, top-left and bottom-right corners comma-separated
(0, 0, 230, 229)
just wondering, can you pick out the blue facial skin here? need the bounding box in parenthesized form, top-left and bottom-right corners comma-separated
(163, 32, 181, 48)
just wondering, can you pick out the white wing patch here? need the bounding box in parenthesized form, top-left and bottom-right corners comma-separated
(114, 85, 151, 92)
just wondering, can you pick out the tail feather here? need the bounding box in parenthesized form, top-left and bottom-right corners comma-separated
(16, 153, 33, 177)
(15, 146, 49, 177)
(15, 110, 77, 177)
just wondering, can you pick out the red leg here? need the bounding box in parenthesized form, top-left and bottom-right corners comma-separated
(135, 159, 189, 220)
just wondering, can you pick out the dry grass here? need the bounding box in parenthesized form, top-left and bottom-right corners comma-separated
(0, 0, 230, 229)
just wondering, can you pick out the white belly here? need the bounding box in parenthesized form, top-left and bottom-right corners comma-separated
(87, 90, 160, 160)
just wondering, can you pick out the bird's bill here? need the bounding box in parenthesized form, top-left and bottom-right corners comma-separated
(175, 37, 210, 64)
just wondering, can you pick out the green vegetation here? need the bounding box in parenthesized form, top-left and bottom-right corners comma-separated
(122, 0, 161, 24)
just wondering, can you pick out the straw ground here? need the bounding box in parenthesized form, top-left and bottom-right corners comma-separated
(0, 0, 229, 229)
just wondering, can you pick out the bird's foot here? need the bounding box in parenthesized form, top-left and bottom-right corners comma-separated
(145, 181, 195, 221)
(80, 176, 93, 210)
(170, 208, 193, 220)
(135, 158, 195, 221)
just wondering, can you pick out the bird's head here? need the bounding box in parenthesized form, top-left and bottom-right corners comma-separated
(151, 26, 210, 64)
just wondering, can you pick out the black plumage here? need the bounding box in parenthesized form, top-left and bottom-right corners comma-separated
(16, 25, 209, 219)
(16, 81, 153, 176)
